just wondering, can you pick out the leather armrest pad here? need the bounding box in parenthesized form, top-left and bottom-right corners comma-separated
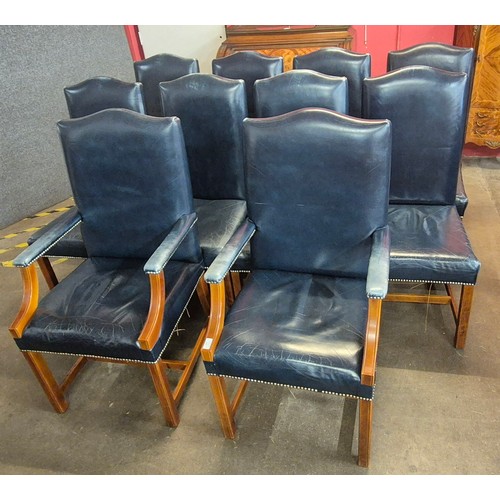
(13, 208, 82, 267)
(144, 213, 197, 274)
(204, 219, 256, 284)
(366, 225, 390, 299)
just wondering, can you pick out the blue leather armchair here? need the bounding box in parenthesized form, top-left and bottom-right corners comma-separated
(293, 47, 371, 118)
(200, 108, 392, 467)
(9, 110, 208, 426)
(134, 53, 199, 117)
(212, 51, 283, 117)
(363, 65, 481, 349)
(387, 42, 476, 217)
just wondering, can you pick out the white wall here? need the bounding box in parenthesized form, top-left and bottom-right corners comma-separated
(138, 25, 226, 73)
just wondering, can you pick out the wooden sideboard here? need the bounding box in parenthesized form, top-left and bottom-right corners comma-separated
(455, 25, 500, 149)
(217, 25, 353, 71)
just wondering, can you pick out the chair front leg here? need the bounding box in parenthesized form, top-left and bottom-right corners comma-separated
(148, 362, 180, 427)
(207, 375, 237, 439)
(455, 284, 475, 349)
(358, 399, 373, 468)
(22, 352, 69, 413)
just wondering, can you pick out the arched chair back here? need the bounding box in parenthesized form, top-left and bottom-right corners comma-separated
(134, 53, 199, 116)
(160, 73, 248, 268)
(364, 65, 467, 205)
(293, 47, 371, 117)
(254, 69, 348, 117)
(387, 42, 475, 99)
(387, 42, 476, 216)
(212, 51, 283, 117)
(64, 76, 146, 118)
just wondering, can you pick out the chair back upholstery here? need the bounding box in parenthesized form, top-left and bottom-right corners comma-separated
(243, 108, 391, 278)
(160, 73, 247, 200)
(64, 76, 145, 118)
(363, 66, 468, 205)
(387, 42, 475, 101)
(134, 53, 199, 116)
(212, 51, 283, 117)
(57, 109, 200, 262)
(254, 69, 348, 117)
(293, 48, 371, 117)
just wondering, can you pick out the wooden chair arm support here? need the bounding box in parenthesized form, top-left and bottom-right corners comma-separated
(137, 272, 166, 351)
(361, 298, 382, 386)
(9, 264, 39, 339)
(201, 281, 226, 362)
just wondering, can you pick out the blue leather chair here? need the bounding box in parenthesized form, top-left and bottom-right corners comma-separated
(134, 53, 199, 117)
(9, 109, 207, 426)
(363, 66, 481, 349)
(212, 51, 283, 117)
(159, 73, 249, 277)
(200, 108, 392, 467)
(293, 47, 371, 118)
(254, 69, 348, 117)
(387, 42, 476, 217)
(27, 77, 147, 288)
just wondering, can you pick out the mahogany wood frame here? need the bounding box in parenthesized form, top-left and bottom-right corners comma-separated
(201, 279, 382, 467)
(9, 262, 207, 426)
(385, 283, 475, 349)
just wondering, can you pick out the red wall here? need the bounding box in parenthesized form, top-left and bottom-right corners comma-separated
(350, 25, 455, 76)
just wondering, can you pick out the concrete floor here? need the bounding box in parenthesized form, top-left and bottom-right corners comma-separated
(0, 157, 499, 476)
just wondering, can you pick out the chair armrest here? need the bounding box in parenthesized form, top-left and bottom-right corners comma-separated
(13, 209, 82, 267)
(366, 225, 390, 299)
(143, 213, 197, 275)
(204, 219, 256, 284)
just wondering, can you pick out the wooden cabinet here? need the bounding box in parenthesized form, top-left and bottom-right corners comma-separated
(217, 25, 353, 71)
(457, 25, 500, 149)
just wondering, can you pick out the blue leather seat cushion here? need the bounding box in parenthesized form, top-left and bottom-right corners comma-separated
(388, 204, 480, 284)
(16, 257, 203, 362)
(194, 198, 249, 268)
(205, 270, 373, 399)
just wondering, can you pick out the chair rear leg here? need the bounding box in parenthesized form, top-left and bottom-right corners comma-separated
(207, 375, 237, 439)
(148, 362, 180, 427)
(22, 351, 68, 413)
(358, 399, 373, 467)
(455, 285, 475, 349)
(38, 257, 59, 289)
(196, 279, 210, 316)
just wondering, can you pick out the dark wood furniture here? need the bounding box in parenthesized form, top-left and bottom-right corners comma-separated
(455, 25, 500, 149)
(217, 25, 353, 71)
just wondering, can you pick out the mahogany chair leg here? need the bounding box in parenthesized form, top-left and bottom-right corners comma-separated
(38, 257, 59, 289)
(196, 279, 210, 316)
(22, 351, 68, 413)
(224, 274, 236, 306)
(207, 375, 237, 439)
(455, 285, 475, 350)
(358, 398, 373, 468)
(148, 362, 180, 427)
(230, 272, 242, 298)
